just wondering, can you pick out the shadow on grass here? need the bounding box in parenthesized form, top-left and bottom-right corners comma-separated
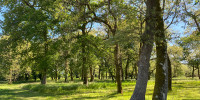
(65, 92, 119, 100)
(100, 92, 119, 100)
(0, 88, 53, 100)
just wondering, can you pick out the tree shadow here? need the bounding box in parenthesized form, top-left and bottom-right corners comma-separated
(0, 88, 54, 100)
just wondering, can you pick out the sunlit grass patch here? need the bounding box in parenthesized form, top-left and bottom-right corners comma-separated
(0, 78, 200, 100)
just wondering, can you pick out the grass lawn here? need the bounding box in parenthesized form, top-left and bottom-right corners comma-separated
(0, 77, 200, 100)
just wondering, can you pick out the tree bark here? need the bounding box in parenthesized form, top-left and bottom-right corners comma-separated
(152, 0, 168, 99)
(125, 55, 130, 80)
(55, 65, 58, 82)
(41, 70, 47, 85)
(99, 64, 101, 79)
(70, 68, 73, 81)
(8, 68, 12, 84)
(41, 29, 48, 85)
(64, 51, 68, 82)
(120, 55, 124, 81)
(130, 0, 156, 99)
(114, 43, 122, 93)
(168, 55, 172, 91)
(198, 65, 200, 79)
(81, 24, 88, 86)
(192, 65, 195, 79)
(90, 66, 94, 82)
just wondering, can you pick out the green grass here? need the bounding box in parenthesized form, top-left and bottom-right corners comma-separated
(0, 77, 200, 100)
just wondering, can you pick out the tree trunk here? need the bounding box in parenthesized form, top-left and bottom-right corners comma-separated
(70, 68, 73, 81)
(120, 55, 124, 81)
(174, 65, 176, 77)
(121, 66, 124, 81)
(55, 65, 58, 82)
(114, 43, 122, 93)
(130, 0, 156, 99)
(81, 68, 83, 80)
(198, 65, 200, 79)
(41, 70, 47, 85)
(82, 24, 88, 86)
(99, 65, 101, 79)
(90, 66, 94, 82)
(41, 30, 48, 85)
(168, 55, 172, 91)
(8, 68, 12, 84)
(125, 55, 130, 79)
(192, 65, 195, 79)
(64, 51, 68, 82)
(152, 0, 168, 99)
(106, 70, 108, 79)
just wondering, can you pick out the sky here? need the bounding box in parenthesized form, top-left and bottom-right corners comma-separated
(0, 13, 3, 35)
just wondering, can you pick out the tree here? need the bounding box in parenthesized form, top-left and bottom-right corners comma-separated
(179, 32, 200, 79)
(130, 0, 157, 99)
(152, 0, 168, 99)
(0, 0, 59, 84)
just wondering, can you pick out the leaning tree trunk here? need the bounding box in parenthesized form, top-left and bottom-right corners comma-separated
(114, 43, 122, 93)
(152, 0, 168, 99)
(130, 0, 156, 99)
(168, 55, 172, 91)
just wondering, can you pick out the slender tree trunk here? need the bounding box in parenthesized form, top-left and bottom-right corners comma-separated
(198, 67, 200, 79)
(99, 64, 101, 79)
(65, 51, 68, 82)
(114, 43, 122, 93)
(168, 55, 172, 91)
(55, 65, 58, 82)
(198, 65, 200, 79)
(41, 29, 48, 85)
(121, 66, 124, 81)
(90, 66, 94, 82)
(8, 68, 12, 84)
(125, 55, 130, 80)
(120, 55, 124, 81)
(70, 68, 73, 81)
(192, 65, 195, 79)
(82, 44, 88, 85)
(81, 24, 88, 86)
(81, 68, 83, 80)
(174, 65, 177, 77)
(13, 73, 16, 82)
(130, 0, 156, 99)
(106, 70, 108, 79)
(152, 0, 168, 99)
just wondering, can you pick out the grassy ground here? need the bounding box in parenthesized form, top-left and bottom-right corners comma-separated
(0, 77, 200, 100)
